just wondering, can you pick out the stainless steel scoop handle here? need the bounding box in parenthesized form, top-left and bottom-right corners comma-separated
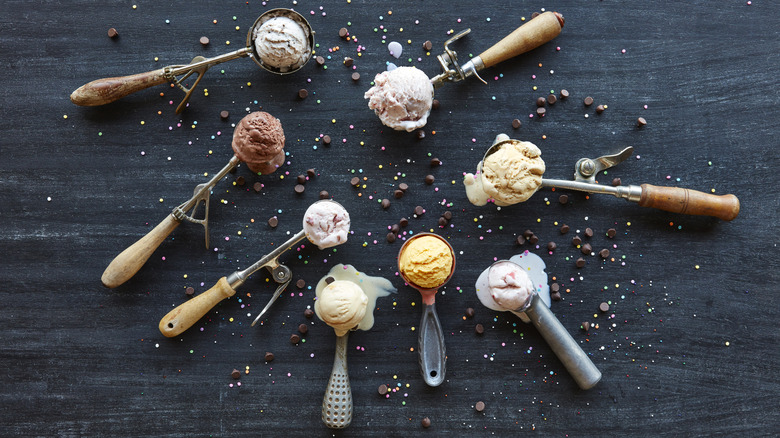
(322, 334, 352, 429)
(418, 303, 446, 387)
(524, 295, 601, 390)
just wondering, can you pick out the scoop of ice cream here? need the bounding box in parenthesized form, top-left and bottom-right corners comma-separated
(480, 139, 545, 205)
(303, 200, 350, 249)
(315, 280, 368, 336)
(253, 15, 311, 72)
(364, 66, 433, 132)
(232, 111, 285, 174)
(487, 261, 534, 311)
(398, 235, 453, 289)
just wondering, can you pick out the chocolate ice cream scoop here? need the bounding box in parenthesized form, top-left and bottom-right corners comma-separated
(232, 111, 286, 174)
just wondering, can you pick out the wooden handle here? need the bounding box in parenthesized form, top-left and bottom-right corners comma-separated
(101, 214, 181, 288)
(478, 11, 564, 69)
(70, 68, 168, 106)
(639, 184, 740, 221)
(159, 277, 236, 338)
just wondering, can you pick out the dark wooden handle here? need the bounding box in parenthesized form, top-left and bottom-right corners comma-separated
(478, 11, 564, 69)
(639, 184, 740, 221)
(70, 68, 168, 106)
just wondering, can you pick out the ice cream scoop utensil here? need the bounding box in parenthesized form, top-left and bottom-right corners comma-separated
(101, 156, 239, 289)
(430, 11, 564, 88)
(398, 233, 455, 387)
(322, 333, 353, 428)
(70, 8, 314, 113)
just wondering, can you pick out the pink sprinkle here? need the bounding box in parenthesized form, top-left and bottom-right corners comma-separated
(556, 46, 561, 51)
(532, 74, 536, 79)
(621, 49, 626, 54)
(161, 256, 165, 261)
(471, 138, 476, 143)
(216, 131, 221, 135)
(349, 125, 354, 129)
(287, 373, 291, 377)
(229, 383, 234, 388)
(225, 236, 230, 241)
(141, 151, 145, 156)
(457, 18, 461, 23)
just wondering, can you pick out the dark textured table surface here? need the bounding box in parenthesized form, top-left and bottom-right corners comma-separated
(2, 1, 778, 436)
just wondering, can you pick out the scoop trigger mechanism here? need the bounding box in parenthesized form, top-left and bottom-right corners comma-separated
(573, 146, 634, 183)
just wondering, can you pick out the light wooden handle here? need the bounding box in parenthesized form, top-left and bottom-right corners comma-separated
(159, 277, 236, 338)
(70, 68, 168, 106)
(639, 184, 740, 221)
(479, 11, 564, 69)
(101, 214, 181, 288)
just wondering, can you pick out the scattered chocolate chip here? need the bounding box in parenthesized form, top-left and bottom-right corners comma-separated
(581, 243, 592, 254)
(475, 401, 486, 412)
(307, 169, 316, 178)
(475, 324, 484, 335)
(430, 157, 442, 167)
(107, 28, 119, 38)
(231, 369, 241, 379)
(560, 89, 569, 99)
(322, 135, 331, 145)
(599, 248, 610, 258)
(391, 224, 400, 234)
(559, 194, 568, 204)
(547, 94, 557, 105)
(399, 218, 409, 227)
(414, 206, 425, 216)
(394, 189, 404, 199)
(264, 352, 275, 362)
(220, 110, 230, 120)
(531, 11, 540, 18)
(550, 283, 560, 293)
(381, 198, 391, 209)
(523, 230, 534, 239)
(350, 176, 360, 186)
(423, 40, 433, 51)
(512, 118, 522, 129)
(351, 72, 361, 81)
(338, 27, 348, 38)
(584, 227, 594, 238)
(551, 291, 562, 301)
(199, 36, 209, 46)
(581, 321, 590, 331)
(547, 241, 557, 251)
(438, 217, 448, 227)
(536, 107, 546, 116)
(298, 323, 308, 334)
(443, 211, 453, 220)
(318, 190, 329, 199)
(386, 232, 396, 243)
(607, 228, 617, 238)
(294, 184, 305, 194)
(528, 234, 539, 245)
(304, 308, 314, 319)
(253, 182, 262, 192)
(421, 417, 431, 428)
(185, 286, 195, 296)
(425, 175, 435, 185)
(611, 177, 622, 186)
(637, 117, 647, 127)
(572, 235, 582, 246)
(296, 174, 307, 184)
(416, 129, 426, 140)
(235, 176, 245, 186)
(584, 96, 594, 106)
(378, 384, 388, 395)
(465, 308, 475, 318)
(576, 257, 586, 268)
(298, 88, 308, 99)
(536, 97, 547, 107)
(290, 334, 301, 344)
(325, 276, 335, 285)
(296, 279, 306, 289)
(599, 302, 610, 312)
(399, 183, 409, 192)
(432, 99, 440, 110)
(560, 224, 570, 234)
(516, 235, 526, 245)
(596, 104, 605, 114)
(268, 216, 278, 228)
(316, 56, 325, 65)
(343, 57, 354, 67)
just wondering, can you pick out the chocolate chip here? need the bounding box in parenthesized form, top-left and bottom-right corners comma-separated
(475, 324, 484, 335)
(325, 276, 335, 285)
(531, 12, 540, 18)
(584, 96, 594, 106)
(414, 206, 425, 216)
(378, 384, 388, 395)
(220, 110, 230, 120)
(423, 40, 433, 51)
(637, 117, 647, 127)
(547, 94, 557, 105)
(536, 107, 546, 116)
(386, 232, 396, 243)
(391, 224, 400, 234)
(599, 248, 610, 258)
(523, 230, 534, 239)
(338, 27, 348, 38)
(443, 211, 452, 220)
(318, 190, 329, 199)
(547, 241, 557, 251)
(416, 129, 426, 140)
(307, 169, 316, 178)
(322, 135, 331, 145)
(611, 177, 622, 186)
(596, 104, 605, 114)
(430, 157, 442, 167)
(560, 224, 570, 234)
(343, 57, 354, 67)
(381, 198, 391, 209)
(298, 88, 308, 99)
(394, 189, 404, 199)
(298, 323, 308, 334)
(581, 321, 590, 331)
(558, 194, 568, 204)
(536, 97, 547, 107)
(438, 217, 448, 227)
(465, 308, 475, 318)
(550, 283, 560, 293)
(475, 401, 486, 412)
(399, 218, 409, 227)
(296, 174, 306, 184)
(235, 176, 245, 186)
(607, 228, 617, 238)
(185, 286, 195, 296)
(576, 257, 586, 268)
(231, 369, 241, 379)
(584, 227, 594, 238)
(296, 279, 306, 289)
(351, 176, 360, 186)
(399, 183, 409, 192)
(290, 334, 301, 344)
(571, 235, 582, 246)
(432, 99, 440, 110)
(199, 36, 210, 46)
(294, 184, 305, 194)
(316, 56, 325, 66)
(551, 291, 562, 301)
(581, 243, 592, 254)
(560, 89, 569, 99)
(264, 352, 275, 362)
(268, 216, 278, 228)
(351, 72, 360, 81)
(599, 302, 610, 312)
(421, 417, 431, 428)
(425, 175, 435, 185)
(253, 182, 262, 192)
(512, 118, 522, 129)
(107, 28, 119, 38)
(528, 234, 539, 245)
(304, 308, 314, 319)
(516, 235, 526, 245)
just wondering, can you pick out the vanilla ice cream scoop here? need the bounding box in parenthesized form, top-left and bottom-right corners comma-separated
(253, 14, 312, 72)
(315, 280, 368, 337)
(364, 66, 433, 132)
(303, 200, 350, 249)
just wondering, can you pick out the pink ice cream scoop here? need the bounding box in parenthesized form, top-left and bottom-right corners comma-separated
(364, 66, 433, 132)
(487, 260, 534, 311)
(232, 111, 286, 174)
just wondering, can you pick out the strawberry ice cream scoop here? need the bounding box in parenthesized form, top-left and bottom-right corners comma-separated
(486, 261, 534, 311)
(364, 66, 433, 132)
(232, 111, 286, 174)
(303, 200, 351, 249)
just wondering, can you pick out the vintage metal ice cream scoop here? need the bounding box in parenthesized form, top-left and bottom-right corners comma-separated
(70, 8, 314, 113)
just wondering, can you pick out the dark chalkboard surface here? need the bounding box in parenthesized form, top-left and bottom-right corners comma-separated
(2, 1, 778, 436)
